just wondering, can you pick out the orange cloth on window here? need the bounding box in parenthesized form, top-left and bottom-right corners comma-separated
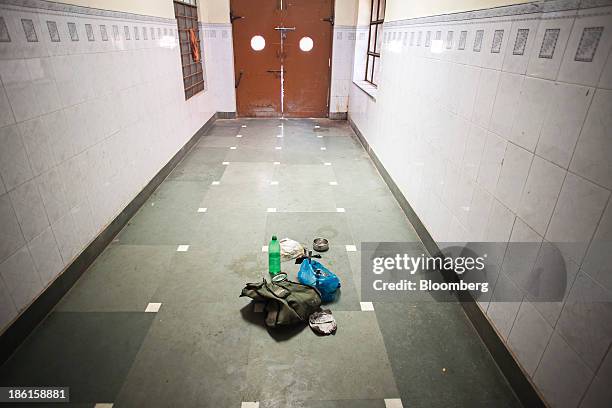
(189, 28, 200, 62)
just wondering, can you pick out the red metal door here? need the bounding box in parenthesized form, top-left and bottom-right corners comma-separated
(230, 0, 333, 117)
(282, 0, 333, 117)
(231, 0, 281, 117)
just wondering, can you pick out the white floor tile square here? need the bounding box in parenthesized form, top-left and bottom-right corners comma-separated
(267, 208, 277, 213)
(145, 302, 162, 313)
(384, 398, 403, 408)
(336, 208, 346, 212)
(360, 302, 375, 311)
(211, 181, 220, 185)
(222, 161, 230, 165)
(176, 245, 190, 252)
(241, 402, 259, 408)
(346, 245, 357, 252)
(197, 208, 207, 213)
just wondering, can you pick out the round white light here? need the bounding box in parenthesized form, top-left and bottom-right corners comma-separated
(251, 35, 265, 51)
(299, 36, 314, 52)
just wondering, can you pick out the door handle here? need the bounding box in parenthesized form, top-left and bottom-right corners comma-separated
(322, 16, 334, 25)
(235, 70, 244, 88)
(230, 11, 243, 22)
(266, 69, 284, 78)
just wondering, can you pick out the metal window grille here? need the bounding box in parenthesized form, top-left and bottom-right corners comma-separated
(174, 0, 205, 99)
(365, 0, 385, 86)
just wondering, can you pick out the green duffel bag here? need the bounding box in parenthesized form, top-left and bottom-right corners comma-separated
(240, 273, 322, 328)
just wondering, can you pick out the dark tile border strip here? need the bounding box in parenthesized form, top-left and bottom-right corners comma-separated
(0, 113, 218, 365)
(329, 112, 347, 120)
(382, 0, 612, 27)
(347, 115, 546, 408)
(0, 0, 175, 24)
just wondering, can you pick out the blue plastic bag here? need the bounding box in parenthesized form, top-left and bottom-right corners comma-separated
(298, 258, 340, 302)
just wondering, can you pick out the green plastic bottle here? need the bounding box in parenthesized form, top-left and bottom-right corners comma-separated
(268, 235, 281, 276)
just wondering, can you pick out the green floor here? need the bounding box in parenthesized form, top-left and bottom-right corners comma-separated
(0, 119, 521, 407)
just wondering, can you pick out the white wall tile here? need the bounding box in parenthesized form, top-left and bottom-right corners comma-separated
(546, 172, 610, 264)
(580, 347, 612, 408)
(487, 271, 523, 339)
(570, 88, 612, 189)
(518, 156, 566, 236)
(472, 68, 500, 128)
(477, 131, 507, 193)
(26, 57, 61, 115)
(502, 217, 543, 294)
(27, 226, 63, 287)
(462, 123, 487, 180)
(490, 72, 523, 139)
(0, 59, 39, 122)
(536, 82, 594, 168)
(529, 241, 580, 327)
(9, 179, 49, 242)
(556, 271, 612, 372)
(0, 193, 25, 263)
(481, 21, 512, 70)
(598, 43, 612, 89)
(51, 202, 81, 265)
(526, 12, 575, 81)
(557, 11, 612, 87)
(0, 246, 42, 312)
(534, 331, 593, 408)
(36, 167, 68, 225)
(507, 300, 553, 375)
(509, 77, 554, 152)
(483, 199, 515, 268)
(467, 183, 493, 240)
(495, 142, 533, 212)
(18, 115, 57, 177)
(582, 199, 612, 293)
(0, 83, 16, 128)
(503, 18, 542, 75)
(0, 124, 33, 191)
(0, 276, 18, 330)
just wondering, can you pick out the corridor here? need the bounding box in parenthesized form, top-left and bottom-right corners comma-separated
(0, 119, 520, 407)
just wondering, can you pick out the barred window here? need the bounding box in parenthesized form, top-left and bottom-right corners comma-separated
(174, 0, 205, 99)
(365, 0, 385, 86)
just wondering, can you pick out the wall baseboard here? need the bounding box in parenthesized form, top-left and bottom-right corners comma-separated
(329, 112, 348, 120)
(347, 115, 546, 408)
(0, 113, 218, 365)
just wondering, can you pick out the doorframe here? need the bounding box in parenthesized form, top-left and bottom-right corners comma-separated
(324, 0, 335, 118)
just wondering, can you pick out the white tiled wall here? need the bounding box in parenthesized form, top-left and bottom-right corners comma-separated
(330, 25, 356, 113)
(201, 22, 236, 112)
(0, 2, 234, 332)
(348, 2, 612, 407)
